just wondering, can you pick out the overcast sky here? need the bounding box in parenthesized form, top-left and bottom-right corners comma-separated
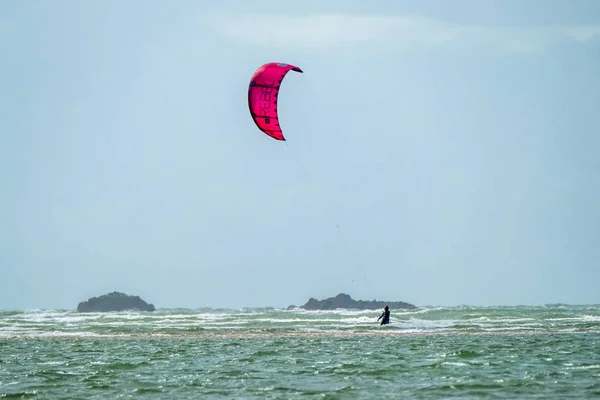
(2, 0, 599, 310)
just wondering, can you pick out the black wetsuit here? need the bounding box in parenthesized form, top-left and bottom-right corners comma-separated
(379, 309, 390, 325)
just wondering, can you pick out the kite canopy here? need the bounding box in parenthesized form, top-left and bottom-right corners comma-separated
(248, 62, 303, 141)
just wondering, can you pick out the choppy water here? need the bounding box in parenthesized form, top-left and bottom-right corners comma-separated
(1, 305, 599, 398)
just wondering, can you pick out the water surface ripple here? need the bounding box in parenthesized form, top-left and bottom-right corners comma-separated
(1, 305, 599, 398)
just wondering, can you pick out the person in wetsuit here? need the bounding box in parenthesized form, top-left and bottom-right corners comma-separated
(377, 305, 390, 325)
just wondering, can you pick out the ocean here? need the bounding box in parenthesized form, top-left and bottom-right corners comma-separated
(1, 305, 599, 399)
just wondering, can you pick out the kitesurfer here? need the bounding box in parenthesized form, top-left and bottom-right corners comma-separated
(377, 305, 390, 325)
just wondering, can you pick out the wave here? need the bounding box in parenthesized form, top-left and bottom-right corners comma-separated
(1, 305, 599, 340)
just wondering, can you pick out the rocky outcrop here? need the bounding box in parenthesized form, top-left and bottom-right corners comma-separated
(77, 292, 156, 312)
(288, 293, 416, 310)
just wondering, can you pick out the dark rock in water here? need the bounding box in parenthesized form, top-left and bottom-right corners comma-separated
(295, 293, 416, 310)
(77, 292, 156, 312)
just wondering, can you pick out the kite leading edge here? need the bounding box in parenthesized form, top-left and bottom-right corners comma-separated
(248, 62, 303, 141)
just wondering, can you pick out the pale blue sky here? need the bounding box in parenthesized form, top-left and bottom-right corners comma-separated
(2, 1, 599, 310)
